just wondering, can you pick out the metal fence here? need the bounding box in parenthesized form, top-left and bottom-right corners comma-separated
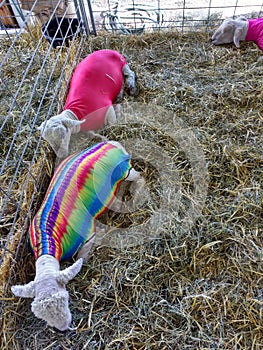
(0, 0, 262, 312)
(94, 0, 263, 33)
(0, 0, 95, 303)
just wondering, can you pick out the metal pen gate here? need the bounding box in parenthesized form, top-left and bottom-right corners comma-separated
(0, 0, 95, 304)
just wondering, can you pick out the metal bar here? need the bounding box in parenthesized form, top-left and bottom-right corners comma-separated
(73, 0, 89, 35)
(86, 0, 96, 35)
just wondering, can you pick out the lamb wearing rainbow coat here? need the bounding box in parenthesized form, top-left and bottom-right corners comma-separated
(38, 49, 136, 158)
(11, 141, 145, 331)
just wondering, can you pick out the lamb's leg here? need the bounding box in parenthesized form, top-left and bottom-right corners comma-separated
(122, 64, 136, 95)
(108, 142, 150, 210)
(127, 168, 151, 209)
(77, 226, 108, 260)
(111, 168, 149, 212)
(114, 85, 124, 103)
(113, 103, 121, 119)
(85, 130, 108, 141)
(106, 167, 147, 213)
(125, 168, 141, 181)
(77, 232, 96, 260)
(105, 105, 117, 125)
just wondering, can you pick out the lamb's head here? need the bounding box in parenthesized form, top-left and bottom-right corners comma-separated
(211, 17, 248, 48)
(11, 257, 83, 331)
(37, 111, 85, 158)
(31, 277, 72, 331)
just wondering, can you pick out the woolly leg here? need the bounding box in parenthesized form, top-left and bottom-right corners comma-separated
(76, 225, 110, 260)
(114, 85, 124, 103)
(125, 168, 141, 181)
(128, 169, 151, 209)
(85, 130, 108, 142)
(113, 103, 121, 119)
(110, 169, 149, 212)
(109, 181, 130, 212)
(77, 232, 96, 260)
(105, 105, 117, 125)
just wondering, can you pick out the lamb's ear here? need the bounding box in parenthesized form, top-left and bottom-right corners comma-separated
(222, 18, 233, 26)
(11, 281, 36, 298)
(57, 258, 83, 285)
(223, 20, 234, 33)
(233, 27, 243, 48)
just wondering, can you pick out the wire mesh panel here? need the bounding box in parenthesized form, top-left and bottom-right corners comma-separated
(0, 0, 95, 303)
(93, 0, 263, 33)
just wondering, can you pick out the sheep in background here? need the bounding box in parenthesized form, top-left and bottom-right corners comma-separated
(11, 141, 146, 331)
(20, 0, 73, 24)
(38, 50, 136, 158)
(211, 17, 263, 51)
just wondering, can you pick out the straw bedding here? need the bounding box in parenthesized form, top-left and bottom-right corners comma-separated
(1, 27, 263, 349)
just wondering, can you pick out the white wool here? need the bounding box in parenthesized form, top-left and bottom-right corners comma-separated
(211, 17, 248, 48)
(35, 255, 59, 281)
(11, 257, 84, 331)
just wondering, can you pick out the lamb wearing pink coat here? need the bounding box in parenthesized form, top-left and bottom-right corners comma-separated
(212, 17, 263, 51)
(38, 49, 136, 158)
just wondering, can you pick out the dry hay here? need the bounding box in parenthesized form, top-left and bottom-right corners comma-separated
(1, 28, 263, 350)
(0, 26, 84, 294)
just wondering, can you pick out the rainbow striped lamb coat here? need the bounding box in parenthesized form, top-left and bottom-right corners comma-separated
(30, 142, 131, 261)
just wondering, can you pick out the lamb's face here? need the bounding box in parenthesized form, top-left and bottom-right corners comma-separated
(31, 290, 72, 331)
(11, 258, 84, 331)
(211, 19, 236, 45)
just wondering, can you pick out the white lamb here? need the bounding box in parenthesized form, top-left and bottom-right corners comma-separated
(11, 141, 146, 331)
(211, 17, 263, 51)
(38, 49, 136, 158)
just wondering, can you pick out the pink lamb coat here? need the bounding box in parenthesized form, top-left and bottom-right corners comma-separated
(245, 18, 263, 51)
(64, 49, 128, 131)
